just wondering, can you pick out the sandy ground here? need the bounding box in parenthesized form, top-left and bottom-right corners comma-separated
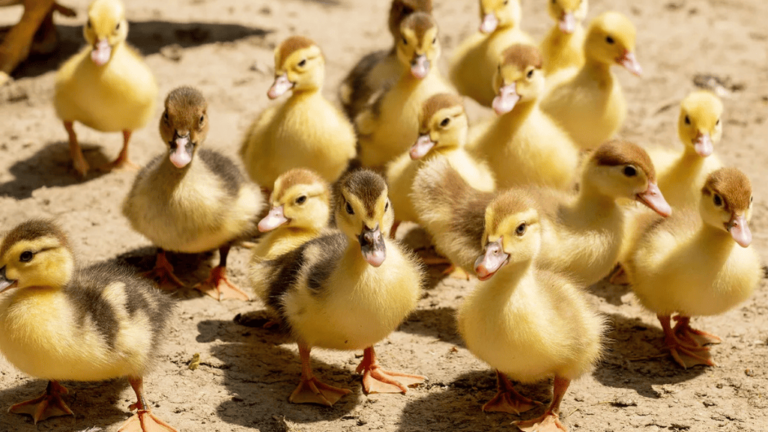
(0, 0, 767, 431)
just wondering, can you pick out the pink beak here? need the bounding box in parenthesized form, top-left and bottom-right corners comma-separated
(258, 206, 289, 232)
(411, 55, 430, 79)
(492, 82, 520, 115)
(479, 13, 499, 34)
(410, 134, 436, 160)
(617, 51, 643, 76)
(267, 74, 293, 99)
(91, 38, 112, 66)
(728, 214, 752, 248)
(169, 137, 192, 168)
(559, 13, 576, 33)
(474, 238, 509, 281)
(693, 133, 714, 157)
(636, 182, 672, 217)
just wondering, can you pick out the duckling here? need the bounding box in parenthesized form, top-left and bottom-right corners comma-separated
(541, 11, 642, 150)
(258, 170, 424, 406)
(458, 191, 603, 431)
(0, 220, 176, 431)
(448, 0, 534, 107)
(123, 86, 263, 301)
(240, 36, 356, 189)
(387, 93, 495, 238)
(540, 0, 588, 76)
(339, 0, 433, 121)
(467, 44, 579, 191)
(624, 168, 759, 369)
(54, 0, 157, 177)
(356, 12, 453, 169)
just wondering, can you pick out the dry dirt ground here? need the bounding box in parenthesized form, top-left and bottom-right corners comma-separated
(0, 0, 767, 431)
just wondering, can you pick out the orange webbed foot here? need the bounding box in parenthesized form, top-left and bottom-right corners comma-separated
(516, 413, 567, 432)
(118, 410, 178, 432)
(143, 254, 186, 289)
(482, 372, 541, 414)
(98, 155, 140, 173)
(356, 347, 425, 394)
(195, 266, 250, 301)
(289, 376, 351, 406)
(9, 382, 74, 424)
(668, 343, 716, 369)
(673, 317, 721, 347)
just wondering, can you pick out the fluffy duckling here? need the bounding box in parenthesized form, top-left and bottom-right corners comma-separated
(258, 170, 424, 406)
(458, 191, 603, 431)
(540, 0, 588, 76)
(54, 0, 157, 177)
(387, 93, 495, 237)
(0, 220, 176, 431)
(340, 0, 433, 121)
(448, 0, 534, 107)
(123, 86, 263, 301)
(240, 36, 356, 189)
(624, 168, 759, 369)
(541, 11, 642, 150)
(468, 44, 579, 191)
(356, 12, 453, 169)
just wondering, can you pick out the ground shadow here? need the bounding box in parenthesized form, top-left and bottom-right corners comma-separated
(588, 278, 632, 306)
(593, 312, 707, 398)
(12, 21, 270, 80)
(0, 142, 110, 199)
(399, 306, 462, 345)
(199, 318, 363, 430)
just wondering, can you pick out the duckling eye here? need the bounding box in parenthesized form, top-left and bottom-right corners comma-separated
(504, 0, 509, 4)
(515, 223, 527, 236)
(19, 251, 34, 263)
(716, 118, 721, 126)
(87, 19, 92, 29)
(163, 111, 169, 122)
(526, 69, 534, 79)
(296, 195, 307, 205)
(298, 59, 307, 67)
(606, 36, 615, 44)
(115, 22, 121, 31)
(345, 202, 354, 215)
(623, 166, 637, 177)
(432, 37, 437, 45)
(440, 117, 450, 127)
(199, 114, 205, 124)
(713, 194, 723, 207)
(385, 200, 390, 212)
(685, 115, 691, 125)
(402, 36, 408, 45)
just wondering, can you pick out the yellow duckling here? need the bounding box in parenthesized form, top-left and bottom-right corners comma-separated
(240, 36, 356, 189)
(541, 11, 642, 150)
(449, 0, 534, 107)
(468, 44, 579, 191)
(624, 168, 759, 369)
(387, 93, 495, 237)
(0, 220, 176, 431)
(54, 0, 157, 177)
(356, 12, 453, 169)
(540, 0, 588, 76)
(340, 0, 433, 120)
(258, 170, 424, 406)
(459, 191, 603, 431)
(123, 86, 264, 301)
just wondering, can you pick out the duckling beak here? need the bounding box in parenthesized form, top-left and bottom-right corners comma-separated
(492, 82, 520, 115)
(169, 135, 193, 169)
(0, 267, 17, 294)
(636, 182, 672, 217)
(559, 12, 576, 34)
(617, 50, 643, 76)
(727, 214, 752, 248)
(479, 13, 499, 34)
(474, 239, 510, 281)
(410, 134, 436, 160)
(258, 206, 288, 232)
(411, 55, 430, 79)
(91, 38, 111, 66)
(693, 133, 714, 157)
(359, 225, 386, 267)
(268, 73, 293, 99)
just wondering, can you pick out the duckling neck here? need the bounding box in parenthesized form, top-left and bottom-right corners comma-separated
(582, 57, 613, 78)
(426, 143, 460, 159)
(698, 224, 737, 252)
(573, 179, 617, 215)
(290, 86, 321, 99)
(486, 259, 535, 296)
(498, 99, 538, 129)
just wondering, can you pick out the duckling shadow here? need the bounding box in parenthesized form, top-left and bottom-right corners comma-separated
(197, 319, 362, 428)
(593, 312, 706, 398)
(13, 21, 271, 79)
(397, 371, 555, 432)
(0, 142, 110, 199)
(588, 278, 632, 306)
(399, 307, 463, 345)
(0, 378, 130, 431)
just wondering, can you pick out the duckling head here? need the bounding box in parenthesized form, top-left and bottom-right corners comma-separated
(492, 44, 544, 115)
(585, 11, 642, 76)
(701, 168, 753, 248)
(585, 140, 672, 217)
(259, 168, 331, 233)
(160, 86, 209, 169)
(678, 91, 723, 158)
(397, 12, 440, 80)
(84, 0, 128, 66)
(411, 93, 467, 159)
(268, 36, 324, 100)
(334, 170, 393, 267)
(388, 0, 433, 40)
(0, 220, 74, 294)
(478, 0, 522, 34)
(548, 0, 588, 34)
(474, 190, 541, 280)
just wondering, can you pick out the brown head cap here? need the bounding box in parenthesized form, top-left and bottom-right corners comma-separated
(591, 140, 655, 181)
(500, 44, 543, 70)
(400, 12, 436, 40)
(703, 167, 752, 212)
(389, 0, 433, 36)
(420, 93, 464, 131)
(277, 36, 317, 68)
(273, 168, 328, 202)
(0, 219, 68, 259)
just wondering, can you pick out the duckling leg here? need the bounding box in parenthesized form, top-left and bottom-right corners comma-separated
(117, 377, 178, 432)
(515, 376, 569, 432)
(0, 0, 56, 86)
(356, 346, 425, 394)
(482, 370, 541, 414)
(658, 315, 715, 369)
(194, 245, 251, 301)
(289, 342, 351, 406)
(64, 121, 89, 177)
(143, 249, 185, 289)
(29, 7, 58, 55)
(673, 315, 722, 347)
(99, 130, 139, 172)
(8, 380, 74, 424)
